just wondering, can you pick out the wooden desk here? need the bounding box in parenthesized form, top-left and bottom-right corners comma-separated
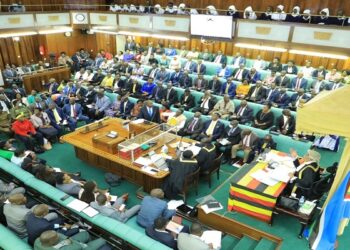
(23, 67, 71, 93)
(62, 118, 189, 192)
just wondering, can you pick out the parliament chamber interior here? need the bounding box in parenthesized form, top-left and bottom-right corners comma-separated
(1, 0, 350, 249)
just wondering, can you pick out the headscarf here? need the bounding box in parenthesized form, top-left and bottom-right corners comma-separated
(154, 4, 165, 14)
(206, 5, 218, 15)
(320, 8, 330, 19)
(228, 5, 237, 15)
(244, 6, 257, 19)
(276, 5, 285, 12)
(291, 6, 301, 17)
(138, 5, 145, 13)
(303, 9, 311, 21)
(178, 3, 186, 14)
(129, 4, 137, 12)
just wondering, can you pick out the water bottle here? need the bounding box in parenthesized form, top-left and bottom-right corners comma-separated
(299, 196, 305, 207)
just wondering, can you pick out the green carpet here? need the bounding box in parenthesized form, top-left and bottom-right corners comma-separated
(38, 138, 348, 250)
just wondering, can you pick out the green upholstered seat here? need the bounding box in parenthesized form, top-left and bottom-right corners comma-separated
(0, 224, 32, 250)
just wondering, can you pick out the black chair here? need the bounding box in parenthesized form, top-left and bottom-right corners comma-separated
(179, 167, 200, 202)
(201, 153, 223, 188)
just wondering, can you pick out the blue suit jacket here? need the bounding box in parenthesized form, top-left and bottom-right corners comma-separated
(146, 226, 176, 249)
(155, 71, 170, 82)
(193, 64, 206, 74)
(291, 93, 309, 103)
(202, 120, 225, 140)
(137, 196, 175, 228)
(216, 67, 232, 79)
(62, 103, 83, 118)
(62, 85, 77, 96)
(290, 78, 308, 90)
(276, 93, 291, 108)
(27, 213, 61, 245)
(220, 83, 236, 98)
(265, 89, 280, 103)
(182, 61, 197, 73)
(170, 71, 183, 85)
(246, 72, 261, 83)
(165, 48, 177, 56)
(119, 100, 134, 115)
(232, 56, 246, 66)
(46, 108, 66, 125)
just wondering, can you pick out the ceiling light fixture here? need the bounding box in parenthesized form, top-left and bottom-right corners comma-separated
(90, 29, 118, 35)
(0, 31, 37, 38)
(235, 43, 287, 52)
(289, 49, 349, 60)
(38, 27, 73, 35)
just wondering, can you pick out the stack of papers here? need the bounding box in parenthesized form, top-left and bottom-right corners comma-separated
(53, 168, 62, 172)
(298, 201, 316, 215)
(251, 170, 279, 186)
(131, 119, 144, 124)
(201, 230, 222, 250)
(134, 157, 153, 166)
(186, 145, 201, 156)
(166, 221, 184, 234)
(167, 200, 184, 210)
(218, 138, 230, 146)
(67, 199, 89, 212)
(82, 206, 99, 217)
(201, 202, 223, 214)
(269, 167, 294, 183)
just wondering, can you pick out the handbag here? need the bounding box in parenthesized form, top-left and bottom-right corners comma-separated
(278, 196, 299, 211)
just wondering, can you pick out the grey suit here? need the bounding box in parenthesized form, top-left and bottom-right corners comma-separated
(56, 182, 81, 196)
(0, 180, 25, 196)
(90, 197, 140, 223)
(178, 117, 204, 139)
(178, 233, 210, 250)
(3, 204, 31, 238)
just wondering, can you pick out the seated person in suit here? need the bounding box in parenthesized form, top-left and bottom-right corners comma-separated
(246, 68, 261, 84)
(137, 188, 176, 228)
(232, 64, 248, 81)
(210, 94, 235, 119)
(0, 179, 25, 197)
(147, 64, 160, 79)
(289, 89, 309, 111)
(138, 100, 161, 123)
(197, 112, 224, 141)
(282, 60, 298, 75)
(118, 95, 134, 119)
(272, 88, 291, 109)
(193, 90, 216, 115)
(275, 70, 291, 87)
(217, 63, 232, 79)
(90, 193, 141, 223)
(182, 58, 196, 73)
(169, 68, 183, 85)
(253, 103, 274, 130)
(3, 193, 31, 238)
(326, 78, 344, 91)
(248, 134, 276, 163)
(290, 72, 307, 91)
(166, 108, 187, 132)
(286, 149, 321, 197)
(232, 52, 246, 68)
(177, 112, 203, 139)
(55, 172, 83, 197)
(163, 150, 198, 199)
(127, 79, 142, 98)
(162, 82, 178, 106)
(207, 75, 222, 94)
(263, 82, 280, 104)
(266, 57, 282, 72)
(231, 129, 259, 164)
(246, 81, 265, 102)
(63, 97, 90, 125)
(212, 50, 227, 64)
(196, 137, 217, 172)
(34, 230, 107, 250)
(178, 71, 192, 88)
(311, 75, 326, 94)
(216, 120, 241, 163)
(272, 109, 296, 136)
(27, 204, 78, 246)
(155, 67, 170, 82)
(146, 217, 177, 249)
(178, 222, 213, 250)
(235, 79, 251, 99)
(151, 81, 166, 103)
(173, 88, 195, 111)
(192, 74, 207, 92)
(87, 90, 111, 120)
(199, 48, 213, 62)
(30, 108, 58, 142)
(220, 78, 236, 98)
(230, 100, 253, 124)
(141, 78, 157, 99)
(193, 59, 206, 75)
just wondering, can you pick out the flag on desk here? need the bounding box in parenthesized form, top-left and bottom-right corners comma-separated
(309, 172, 350, 250)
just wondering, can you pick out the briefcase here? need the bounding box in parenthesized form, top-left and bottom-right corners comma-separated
(277, 196, 299, 211)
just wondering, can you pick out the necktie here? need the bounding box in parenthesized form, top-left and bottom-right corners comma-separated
(206, 121, 216, 136)
(188, 119, 196, 131)
(238, 107, 244, 116)
(296, 79, 301, 89)
(243, 135, 251, 147)
(215, 55, 221, 63)
(133, 84, 136, 93)
(197, 80, 202, 89)
(229, 127, 235, 135)
(197, 64, 201, 73)
(36, 103, 41, 108)
(333, 84, 337, 90)
(148, 107, 153, 117)
(235, 69, 242, 79)
(167, 90, 171, 100)
(267, 90, 273, 100)
(225, 84, 230, 94)
(53, 109, 61, 123)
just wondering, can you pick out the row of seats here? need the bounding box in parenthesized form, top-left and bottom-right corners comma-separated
(0, 224, 32, 250)
(0, 157, 171, 250)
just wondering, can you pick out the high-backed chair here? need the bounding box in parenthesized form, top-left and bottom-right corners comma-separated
(201, 153, 223, 188)
(179, 167, 200, 202)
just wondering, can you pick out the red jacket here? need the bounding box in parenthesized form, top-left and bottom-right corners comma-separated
(12, 119, 36, 136)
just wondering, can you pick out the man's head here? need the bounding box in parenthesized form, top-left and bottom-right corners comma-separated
(263, 103, 272, 112)
(287, 60, 294, 67)
(190, 223, 204, 237)
(146, 100, 153, 108)
(264, 134, 272, 142)
(96, 193, 108, 206)
(282, 109, 291, 117)
(241, 100, 248, 107)
(8, 193, 26, 205)
(200, 137, 212, 146)
(280, 70, 287, 77)
(194, 111, 201, 119)
(223, 94, 230, 102)
(167, 82, 173, 89)
(154, 217, 168, 230)
(69, 97, 76, 105)
(211, 112, 220, 121)
(39, 231, 60, 247)
(297, 72, 304, 79)
(33, 204, 49, 218)
(175, 108, 184, 117)
(150, 188, 165, 199)
(182, 150, 193, 159)
(230, 120, 239, 128)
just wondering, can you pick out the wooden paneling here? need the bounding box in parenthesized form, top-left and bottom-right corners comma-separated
(95, 33, 116, 55)
(134, 36, 348, 70)
(0, 36, 40, 69)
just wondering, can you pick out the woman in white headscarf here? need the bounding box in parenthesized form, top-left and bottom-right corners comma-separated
(109, 3, 121, 12)
(286, 6, 301, 22)
(154, 4, 165, 15)
(314, 8, 331, 25)
(243, 6, 257, 20)
(206, 5, 218, 15)
(121, 4, 129, 12)
(271, 5, 286, 21)
(177, 3, 187, 15)
(227, 5, 239, 18)
(138, 5, 145, 13)
(301, 9, 312, 23)
(129, 4, 137, 13)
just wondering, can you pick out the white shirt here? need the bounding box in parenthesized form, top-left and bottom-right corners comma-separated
(243, 134, 251, 147)
(253, 60, 265, 70)
(301, 66, 314, 78)
(200, 98, 210, 109)
(0, 101, 9, 113)
(70, 104, 75, 117)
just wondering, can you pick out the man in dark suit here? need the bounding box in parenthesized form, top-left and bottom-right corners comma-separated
(216, 120, 241, 163)
(272, 109, 296, 136)
(312, 66, 327, 78)
(91, 69, 105, 85)
(282, 60, 298, 75)
(147, 64, 160, 80)
(74, 83, 87, 98)
(138, 100, 160, 123)
(232, 64, 249, 81)
(162, 83, 178, 106)
(263, 83, 280, 104)
(155, 67, 170, 82)
(182, 58, 197, 73)
(113, 73, 126, 93)
(193, 59, 206, 75)
(127, 79, 142, 98)
(174, 89, 195, 111)
(212, 50, 227, 64)
(11, 84, 26, 99)
(146, 217, 177, 249)
(206, 75, 222, 94)
(192, 74, 208, 92)
(84, 84, 97, 104)
(193, 90, 216, 115)
(169, 68, 183, 86)
(231, 100, 253, 124)
(178, 112, 203, 139)
(124, 38, 136, 51)
(289, 89, 310, 111)
(246, 68, 261, 84)
(119, 62, 133, 76)
(198, 112, 224, 141)
(178, 71, 192, 88)
(326, 78, 344, 91)
(151, 82, 166, 103)
(246, 81, 265, 102)
(118, 95, 134, 119)
(290, 72, 308, 91)
(272, 88, 291, 109)
(62, 97, 90, 124)
(196, 137, 217, 172)
(275, 70, 291, 87)
(46, 103, 76, 133)
(231, 129, 259, 164)
(29, 97, 47, 112)
(248, 134, 277, 163)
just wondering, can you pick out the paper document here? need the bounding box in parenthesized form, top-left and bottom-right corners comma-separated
(166, 221, 184, 234)
(186, 145, 201, 156)
(201, 203, 223, 214)
(251, 170, 279, 186)
(201, 230, 222, 249)
(86, 104, 94, 108)
(169, 141, 190, 148)
(167, 200, 184, 210)
(131, 119, 145, 124)
(53, 168, 62, 172)
(67, 199, 89, 212)
(134, 157, 153, 166)
(82, 206, 99, 217)
(269, 166, 294, 183)
(218, 138, 230, 146)
(141, 166, 159, 175)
